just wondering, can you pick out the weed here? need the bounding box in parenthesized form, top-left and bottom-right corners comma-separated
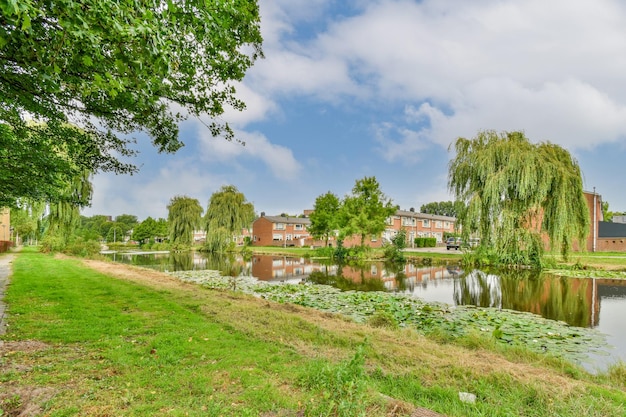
(298, 345, 368, 417)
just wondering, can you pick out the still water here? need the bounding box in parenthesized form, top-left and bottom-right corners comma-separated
(105, 251, 626, 370)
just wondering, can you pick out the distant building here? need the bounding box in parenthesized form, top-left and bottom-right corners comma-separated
(251, 210, 457, 248)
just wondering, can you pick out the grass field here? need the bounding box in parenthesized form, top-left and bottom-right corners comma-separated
(0, 248, 625, 416)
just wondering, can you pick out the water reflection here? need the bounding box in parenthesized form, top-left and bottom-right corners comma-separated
(105, 251, 626, 365)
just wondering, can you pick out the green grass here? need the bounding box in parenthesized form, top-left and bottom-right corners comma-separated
(1, 249, 625, 416)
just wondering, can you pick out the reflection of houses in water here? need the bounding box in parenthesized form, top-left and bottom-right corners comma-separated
(251, 256, 338, 282)
(591, 278, 626, 327)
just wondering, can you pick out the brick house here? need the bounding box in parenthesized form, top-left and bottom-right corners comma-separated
(382, 209, 456, 247)
(252, 209, 457, 248)
(252, 214, 319, 247)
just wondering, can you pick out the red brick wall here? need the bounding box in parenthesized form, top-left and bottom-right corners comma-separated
(252, 217, 274, 246)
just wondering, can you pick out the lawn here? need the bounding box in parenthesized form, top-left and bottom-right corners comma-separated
(1, 248, 624, 416)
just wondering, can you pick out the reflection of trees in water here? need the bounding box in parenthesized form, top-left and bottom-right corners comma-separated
(384, 261, 408, 292)
(454, 269, 592, 327)
(169, 251, 195, 271)
(454, 270, 502, 308)
(308, 260, 386, 292)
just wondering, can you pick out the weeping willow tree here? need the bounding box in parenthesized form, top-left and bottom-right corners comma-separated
(448, 130, 589, 268)
(167, 195, 203, 246)
(203, 185, 255, 252)
(43, 169, 93, 251)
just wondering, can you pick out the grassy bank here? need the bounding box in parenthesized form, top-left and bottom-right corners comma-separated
(1, 249, 625, 416)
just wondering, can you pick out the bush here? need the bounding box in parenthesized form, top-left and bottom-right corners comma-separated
(368, 311, 399, 329)
(414, 237, 436, 247)
(65, 238, 101, 257)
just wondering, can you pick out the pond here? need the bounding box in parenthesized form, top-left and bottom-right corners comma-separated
(104, 251, 626, 371)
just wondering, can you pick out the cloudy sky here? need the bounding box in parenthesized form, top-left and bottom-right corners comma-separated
(82, 0, 626, 221)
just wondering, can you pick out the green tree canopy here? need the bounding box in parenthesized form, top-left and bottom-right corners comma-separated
(203, 185, 255, 252)
(132, 217, 159, 245)
(115, 214, 139, 230)
(339, 177, 396, 247)
(309, 191, 341, 247)
(167, 196, 203, 246)
(448, 130, 589, 267)
(420, 201, 463, 218)
(1, 0, 262, 205)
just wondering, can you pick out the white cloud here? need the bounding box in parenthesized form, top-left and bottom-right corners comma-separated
(84, 159, 224, 220)
(253, 0, 626, 154)
(198, 129, 302, 179)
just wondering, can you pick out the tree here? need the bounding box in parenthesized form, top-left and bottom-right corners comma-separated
(132, 217, 157, 245)
(339, 177, 396, 247)
(167, 196, 203, 246)
(448, 130, 589, 267)
(43, 169, 93, 251)
(309, 192, 341, 247)
(10, 202, 45, 245)
(203, 185, 255, 252)
(115, 215, 139, 230)
(1, 1, 262, 205)
(420, 201, 464, 218)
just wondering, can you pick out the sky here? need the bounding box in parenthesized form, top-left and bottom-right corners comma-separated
(82, 0, 626, 221)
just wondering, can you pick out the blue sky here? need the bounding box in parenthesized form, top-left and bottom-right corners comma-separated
(82, 0, 626, 221)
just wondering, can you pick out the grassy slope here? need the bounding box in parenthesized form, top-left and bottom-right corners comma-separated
(1, 249, 625, 416)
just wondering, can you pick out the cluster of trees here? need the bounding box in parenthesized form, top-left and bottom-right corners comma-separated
(166, 186, 255, 251)
(1, 2, 262, 250)
(309, 177, 396, 252)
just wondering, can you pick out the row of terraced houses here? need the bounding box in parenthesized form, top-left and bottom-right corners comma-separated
(242, 190, 626, 252)
(250, 208, 457, 248)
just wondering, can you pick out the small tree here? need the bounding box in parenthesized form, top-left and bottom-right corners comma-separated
(339, 177, 396, 248)
(167, 196, 203, 246)
(203, 185, 255, 252)
(309, 191, 341, 247)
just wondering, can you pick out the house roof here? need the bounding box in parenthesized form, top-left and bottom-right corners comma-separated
(257, 215, 311, 225)
(395, 210, 456, 222)
(599, 221, 626, 238)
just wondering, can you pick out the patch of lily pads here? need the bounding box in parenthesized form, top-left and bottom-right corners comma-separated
(545, 269, 626, 279)
(170, 270, 610, 365)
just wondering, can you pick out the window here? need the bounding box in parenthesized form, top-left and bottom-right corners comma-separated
(286, 234, 292, 241)
(294, 224, 303, 230)
(371, 235, 378, 242)
(435, 221, 442, 228)
(444, 221, 450, 228)
(386, 217, 394, 225)
(272, 234, 283, 241)
(275, 223, 285, 230)
(402, 217, 416, 226)
(253, 235, 257, 242)
(422, 219, 430, 228)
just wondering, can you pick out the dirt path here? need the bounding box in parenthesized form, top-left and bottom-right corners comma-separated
(0, 250, 16, 335)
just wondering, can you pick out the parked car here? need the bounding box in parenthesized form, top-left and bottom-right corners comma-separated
(446, 237, 462, 250)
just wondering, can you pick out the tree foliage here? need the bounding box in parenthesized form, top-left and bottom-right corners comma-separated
(43, 169, 93, 250)
(0, 123, 104, 207)
(1, 0, 262, 205)
(203, 185, 255, 252)
(339, 177, 396, 247)
(309, 192, 341, 247)
(167, 196, 203, 246)
(132, 217, 166, 245)
(420, 201, 463, 218)
(448, 130, 589, 267)
(10, 202, 45, 244)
